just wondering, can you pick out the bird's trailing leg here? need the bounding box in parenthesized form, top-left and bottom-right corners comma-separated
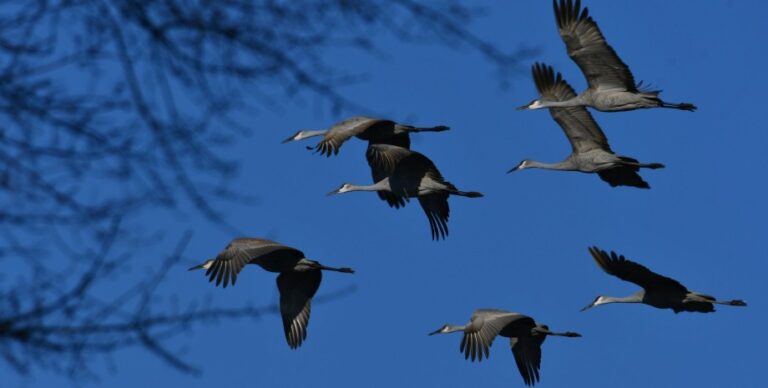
(533, 327, 582, 337)
(660, 101, 697, 111)
(308, 261, 355, 273)
(713, 299, 747, 307)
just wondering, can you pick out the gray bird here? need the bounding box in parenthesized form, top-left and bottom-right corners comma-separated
(430, 309, 581, 386)
(328, 144, 482, 240)
(509, 63, 664, 188)
(189, 238, 354, 349)
(518, 0, 696, 112)
(582, 246, 747, 313)
(282, 116, 449, 156)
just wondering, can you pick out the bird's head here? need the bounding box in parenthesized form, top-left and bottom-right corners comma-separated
(580, 296, 607, 312)
(188, 259, 215, 271)
(507, 159, 532, 173)
(428, 324, 463, 335)
(327, 183, 354, 196)
(282, 130, 309, 143)
(516, 99, 545, 111)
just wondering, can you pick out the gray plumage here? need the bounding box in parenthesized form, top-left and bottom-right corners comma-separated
(189, 238, 354, 349)
(518, 0, 696, 112)
(509, 63, 664, 188)
(429, 309, 581, 386)
(328, 144, 483, 240)
(282, 116, 449, 156)
(582, 246, 747, 313)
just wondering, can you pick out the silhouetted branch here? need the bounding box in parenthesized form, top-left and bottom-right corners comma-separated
(0, 0, 529, 380)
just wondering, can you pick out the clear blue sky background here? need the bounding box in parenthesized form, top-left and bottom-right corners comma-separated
(8, 1, 767, 387)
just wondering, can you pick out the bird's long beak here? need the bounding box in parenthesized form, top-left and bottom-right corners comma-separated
(516, 104, 531, 111)
(281, 134, 298, 144)
(580, 302, 596, 312)
(188, 263, 206, 271)
(507, 165, 520, 174)
(428, 328, 442, 336)
(326, 189, 340, 196)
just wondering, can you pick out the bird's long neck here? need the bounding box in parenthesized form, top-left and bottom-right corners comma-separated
(526, 159, 578, 171)
(441, 324, 466, 334)
(602, 294, 643, 305)
(298, 129, 327, 139)
(346, 179, 391, 193)
(540, 96, 585, 108)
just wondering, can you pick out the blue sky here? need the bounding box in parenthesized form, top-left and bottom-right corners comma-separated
(8, 1, 766, 387)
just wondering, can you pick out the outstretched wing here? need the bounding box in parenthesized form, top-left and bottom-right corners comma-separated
(314, 116, 384, 156)
(460, 310, 531, 362)
(554, 0, 636, 91)
(588, 246, 688, 293)
(204, 238, 304, 288)
(597, 160, 650, 189)
(366, 144, 408, 208)
(418, 193, 450, 241)
(532, 63, 610, 153)
(276, 270, 322, 349)
(510, 333, 546, 386)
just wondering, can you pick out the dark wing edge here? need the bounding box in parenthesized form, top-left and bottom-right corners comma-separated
(532, 63, 610, 152)
(554, 0, 636, 91)
(366, 145, 408, 208)
(597, 162, 649, 189)
(205, 249, 251, 288)
(419, 193, 449, 241)
(314, 117, 382, 157)
(588, 246, 687, 292)
(510, 335, 544, 386)
(276, 270, 322, 349)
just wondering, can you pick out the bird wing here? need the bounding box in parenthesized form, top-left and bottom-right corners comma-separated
(418, 193, 450, 241)
(369, 144, 452, 239)
(554, 0, 636, 91)
(510, 334, 545, 386)
(366, 144, 408, 208)
(371, 132, 411, 149)
(532, 63, 610, 153)
(460, 310, 531, 362)
(588, 247, 688, 293)
(276, 270, 322, 349)
(314, 116, 383, 156)
(204, 238, 304, 288)
(597, 159, 650, 189)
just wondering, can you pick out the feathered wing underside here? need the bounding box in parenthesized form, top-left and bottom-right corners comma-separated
(370, 131, 411, 149)
(588, 247, 688, 294)
(510, 333, 545, 386)
(554, 0, 636, 91)
(276, 270, 322, 349)
(366, 144, 408, 208)
(532, 63, 610, 153)
(597, 157, 650, 188)
(459, 310, 529, 362)
(314, 116, 383, 156)
(418, 193, 450, 240)
(205, 239, 304, 288)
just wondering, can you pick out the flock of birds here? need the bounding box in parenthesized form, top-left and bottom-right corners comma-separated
(189, 1, 746, 386)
